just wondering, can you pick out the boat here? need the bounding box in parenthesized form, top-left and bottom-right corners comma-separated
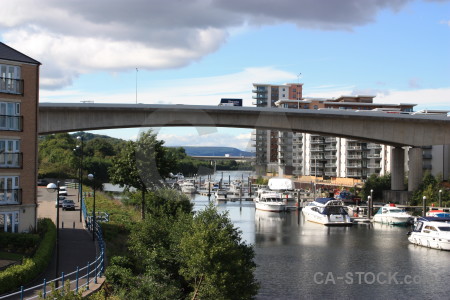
(302, 198, 353, 226)
(229, 180, 242, 195)
(373, 204, 412, 225)
(215, 189, 228, 201)
(426, 207, 450, 218)
(180, 180, 197, 194)
(408, 217, 450, 250)
(253, 189, 286, 212)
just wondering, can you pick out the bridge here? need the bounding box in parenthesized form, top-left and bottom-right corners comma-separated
(39, 103, 450, 191)
(191, 156, 255, 161)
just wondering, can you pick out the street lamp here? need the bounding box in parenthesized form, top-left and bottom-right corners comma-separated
(439, 190, 442, 208)
(88, 174, 96, 242)
(422, 196, 427, 217)
(76, 136, 84, 223)
(367, 196, 372, 219)
(46, 181, 60, 283)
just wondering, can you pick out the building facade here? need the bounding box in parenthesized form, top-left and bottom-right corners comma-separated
(251, 83, 444, 181)
(0, 42, 40, 233)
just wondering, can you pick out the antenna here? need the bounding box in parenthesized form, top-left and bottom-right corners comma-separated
(135, 68, 138, 104)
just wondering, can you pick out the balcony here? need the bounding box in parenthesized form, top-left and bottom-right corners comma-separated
(0, 153, 22, 168)
(325, 146, 336, 151)
(347, 172, 362, 177)
(0, 189, 22, 205)
(0, 77, 24, 95)
(367, 154, 381, 159)
(252, 89, 267, 93)
(310, 139, 325, 144)
(325, 155, 337, 159)
(325, 137, 337, 143)
(325, 172, 337, 176)
(367, 163, 381, 169)
(0, 115, 23, 131)
(423, 154, 432, 159)
(367, 144, 382, 149)
(311, 155, 324, 159)
(310, 147, 325, 152)
(347, 155, 363, 160)
(347, 163, 362, 168)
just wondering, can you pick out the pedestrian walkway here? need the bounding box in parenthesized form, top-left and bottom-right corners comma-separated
(0, 187, 105, 299)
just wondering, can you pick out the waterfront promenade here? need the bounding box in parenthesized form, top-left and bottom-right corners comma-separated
(1, 187, 104, 299)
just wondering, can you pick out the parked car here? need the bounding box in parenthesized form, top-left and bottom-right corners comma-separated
(37, 179, 48, 186)
(55, 196, 65, 207)
(62, 199, 75, 211)
(59, 186, 68, 196)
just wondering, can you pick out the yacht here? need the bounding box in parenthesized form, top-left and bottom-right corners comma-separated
(253, 189, 286, 212)
(373, 204, 412, 225)
(408, 217, 450, 250)
(229, 180, 242, 195)
(215, 189, 228, 201)
(426, 207, 450, 218)
(302, 198, 353, 226)
(180, 180, 197, 194)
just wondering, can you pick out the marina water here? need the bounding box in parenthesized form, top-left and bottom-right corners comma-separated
(192, 171, 449, 300)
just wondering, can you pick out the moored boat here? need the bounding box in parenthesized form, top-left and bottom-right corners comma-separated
(180, 180, 197, 194)
(215, 189, 228, 201)
(408, 217, 450, 250)
(302, 198, 353, 226)
(253, 189, 286, 212)
(373, 204, 412, 225)
(426, 207, 450, 218)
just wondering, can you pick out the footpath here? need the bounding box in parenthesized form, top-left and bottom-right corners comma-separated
(2, 187, 105, 299)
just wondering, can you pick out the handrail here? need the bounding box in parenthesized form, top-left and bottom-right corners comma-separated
(0, 197, 106, 299)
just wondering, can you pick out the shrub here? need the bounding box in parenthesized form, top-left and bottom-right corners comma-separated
(0, 218, 56, 294)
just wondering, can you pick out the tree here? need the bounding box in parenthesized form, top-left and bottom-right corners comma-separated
(361, 173, 391, 201)
(178, 203, 259, 300)
(109, 130, 176, 219)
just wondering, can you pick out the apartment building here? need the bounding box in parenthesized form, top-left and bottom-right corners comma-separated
(0, 42, 40, 233)
(252, 83, 420, 180)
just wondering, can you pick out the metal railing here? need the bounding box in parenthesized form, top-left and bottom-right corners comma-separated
(0, 77, 24, 95)
(0, 198, 106, 299)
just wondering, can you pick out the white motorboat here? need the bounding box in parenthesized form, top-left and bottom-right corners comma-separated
(215, 189, 228, 201)
(408, 217, 450, 250)
(426, 207, 450, 218)
(180, 180, 197, 194)
(302, 198, 353, 226)
(253, 189, 286, 212)
(229, 180, 242, 195)
(373, 204, 412, 225)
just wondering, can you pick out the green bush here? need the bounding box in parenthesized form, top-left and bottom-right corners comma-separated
(0, 218, 56, 294)
(0, 232, 40, 255)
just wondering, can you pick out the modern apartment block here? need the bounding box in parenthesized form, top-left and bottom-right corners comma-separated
(252, 83, 422, 180)
(0, 42, 40, 233)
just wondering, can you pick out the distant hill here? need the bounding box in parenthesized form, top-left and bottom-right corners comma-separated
(174, 146, 255, 157)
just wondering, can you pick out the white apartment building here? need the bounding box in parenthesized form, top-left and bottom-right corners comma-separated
(252, 83, 449, 182)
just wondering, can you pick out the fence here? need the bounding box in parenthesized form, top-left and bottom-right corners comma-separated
(0, 198, 106, 299)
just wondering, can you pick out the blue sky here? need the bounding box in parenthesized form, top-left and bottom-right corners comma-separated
(1, 0, 449, 150)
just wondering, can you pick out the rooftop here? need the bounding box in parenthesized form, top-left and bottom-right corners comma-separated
(0, 42, 41, 65)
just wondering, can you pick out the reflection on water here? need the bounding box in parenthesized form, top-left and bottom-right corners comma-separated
(192, 172, 450, 300)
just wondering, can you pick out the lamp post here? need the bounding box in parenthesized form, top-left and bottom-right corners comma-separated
(46, 181, 60, 284)
(88, 174, 96, 242)
(422, 196, 427, 217)
(367, 195, 372, 219)
(77, 136, 84, 223)
(439, 189, 442, 208)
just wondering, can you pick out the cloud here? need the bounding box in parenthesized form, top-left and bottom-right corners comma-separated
(0, 0, 417, 89)
(157, 131, 253, 150)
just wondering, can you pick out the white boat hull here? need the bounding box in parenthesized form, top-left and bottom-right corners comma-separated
(373, 215, 410, 225)
(255, 202, 286, 212)
(302, 207, 352, 226)
(408, 233, 450, 250)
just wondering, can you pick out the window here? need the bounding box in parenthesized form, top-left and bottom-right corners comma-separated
(0, 139, 20, 167)
(0, 211, 19, 233)
(0, 176, 20, 205)
(0, 102, 21, 130)
(0, 64, 22, 94)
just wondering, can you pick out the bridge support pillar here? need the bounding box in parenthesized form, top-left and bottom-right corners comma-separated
(391, 147, 405, 191)
(408, 147, 423, 192)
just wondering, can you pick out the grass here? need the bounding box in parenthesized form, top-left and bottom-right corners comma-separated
(83, 187, 140, 259)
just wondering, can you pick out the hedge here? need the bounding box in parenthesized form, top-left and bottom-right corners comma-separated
(0, 232, 40, 255)
(0, 218, 56, 295)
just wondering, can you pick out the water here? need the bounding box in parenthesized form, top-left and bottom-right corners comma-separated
(192, 172, 450, 300)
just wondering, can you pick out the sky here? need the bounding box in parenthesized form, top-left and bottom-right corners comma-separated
(1, 0, 449, 151)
